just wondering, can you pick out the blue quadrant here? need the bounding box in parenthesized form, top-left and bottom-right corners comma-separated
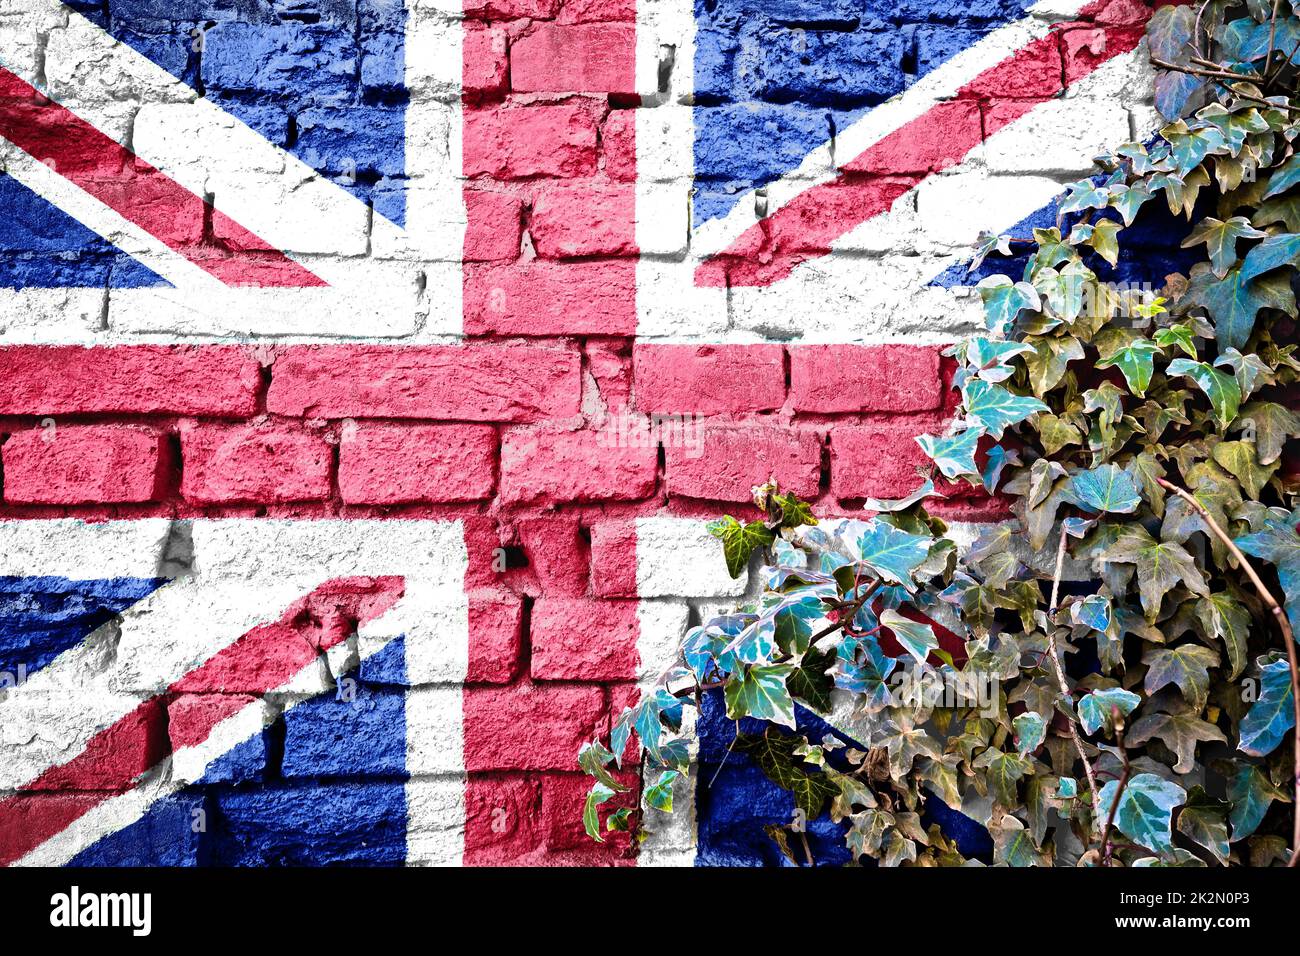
(0, 576, 167, 678)
(69, 636, 410, 867)
(0, 174, 169, 289)
(693, 0, 1039, 225)
(83, 0, 408, 227)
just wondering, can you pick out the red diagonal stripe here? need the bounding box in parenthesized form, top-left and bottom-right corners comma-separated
(695, 9, 1147, 289)
(0, 575, 403, 867)
(0, 69, 325, 288)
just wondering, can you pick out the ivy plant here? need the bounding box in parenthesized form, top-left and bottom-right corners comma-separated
(579, 0, 1300, 866)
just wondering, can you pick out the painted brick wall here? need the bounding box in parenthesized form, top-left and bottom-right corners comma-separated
(0, 0, 1162, 865)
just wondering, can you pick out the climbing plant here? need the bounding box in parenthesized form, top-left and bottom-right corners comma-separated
(579, 0, 1300, 866)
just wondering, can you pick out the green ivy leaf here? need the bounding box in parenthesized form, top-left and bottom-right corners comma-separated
(1180, 216, 1267, 276)
(1143, 643, 1221, 711)
(725, 664, 797, 728)
(962, 380, 1050, 439)
(1235, 507, 1300, 631)
(1226, 763, 1289, 840)
(1196, 592, 1252, 681)
(1154, 323, 1198, 358)
(1211, 439, 1278, 498)
(1065, 463, 1143, 514)
(1238, 232, 1300, 284)
(880, 609, 938, 666)
(1262, 154, 1300, 199)
(583, 782, 616, 842)
(1077, 687, 1142, 736)
(1186, 267, 1297, 352)
(645, 770, 679, 812)
(1104, 526, 1210, 622)
(1013, 711, 1047, 757)
(707, 515, 776, 578)
(973, 748, 1032, 808)
(1096, 339, 1159, 396)
(736, 732, 840, 819)
(1239, 657, 1296, 757)
(1235, 401, 1300, 464)
(578, 741, 627, 792)
(1176, 786, 1230, 864)
(853, 521, 935, 587)
(1166, 358, 1242, 429)
(1127, 708, 1227, 774)
(1098, 773, 1187, 853)
(977, 276, 1041, 334)
(916, 428, 981, 480)
(786, 644, 835, 714)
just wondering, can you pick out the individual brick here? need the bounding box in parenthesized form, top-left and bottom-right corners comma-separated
(530, 598, 639, 681)
(463, 189, 524, 261)
(510, 24, 636, 95)
(665, 424, 821, 501)
(790, 344, 944, 413)
(463, 104, 599, 179)
(830, 421, 936, 500)
(498, 428, 656, 505)
(338, 424, 497, 505)
(2, 425, 167, 504)
(466, 594, 526, 685)
(462, 683, 607, 771)
(463, 261, 637, 336)
(633, 344, 786, 414)
(180, 423, 331, 504)
(267, 345, 581, 422)
(529, 182, 635, 258)
(0, 346, 260, 417)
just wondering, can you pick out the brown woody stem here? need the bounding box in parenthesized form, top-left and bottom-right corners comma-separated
(1155, 477, 1300, 867)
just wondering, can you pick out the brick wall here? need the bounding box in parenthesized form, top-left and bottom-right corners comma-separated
(0, 0, 1158, 864)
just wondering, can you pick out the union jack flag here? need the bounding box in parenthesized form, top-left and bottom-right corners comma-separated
(0, 0, 1176, 866)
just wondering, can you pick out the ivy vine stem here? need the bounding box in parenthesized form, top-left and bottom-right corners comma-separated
(1100, 723, 1131, 867)
(1046, 523, 1105, 838)
(1155, 477, 1300, 867)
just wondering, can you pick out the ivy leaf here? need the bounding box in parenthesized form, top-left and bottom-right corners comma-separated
(1239, 656, 1296, 757)
(1162, 120, 1227, 173)
(880, 609, 938, 666)
(1077, 687, 1141, 736)
(583, 782, 616, 842)
(964, 338, 1035, 382)
(1154, 323, 1198, 358)
(992, 816, 1044, 867)
(1263, 154, 1300, 199)
(833, 633, 896, 707)
(772, 593, 828, 657)
(1013, 711, 1047, 757)
(1238, 232, 1300, 284)
(786, 644, 835, 714)
(1084, 218, 1122, 265)
(1239, 402, 1300, 467)
(962, 380, 1049, 439)
(1211, 440, 1278, 498)
(1186, 267, 1297, 352)
(1165, 358, 1242, 429)
(977, 276, 1041, 334)
(1072, 594, 1113, 632)
(1024, 334, 1085, 396)
(1235, 507, 1300, 631)
(578, 741, 627, 792)
(1214, 347, 1273, 399)
(707, 515, 776, 578)
(853, 521, 934, 587)
(1142, 643, 1220, 711)
(1176, 786, 1230, 864)
(725, 664, 797, 728)
(1064, 463, 1142, 514)
(1098, 773, 1187, 853)
(1226, 763, 1289, 840)
(973, 748, 1032, 807)
(1181, 216, 1266, 277)
(1104, 526, 1210, 621)
(645, 770, 679, 812)
(1127, 708, 1227, 774)
(1196, 592, 1252, 681)
(735, 732, 839, 819)
(916, 428, 981, 480)
(1096, 339, 1159, 396)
